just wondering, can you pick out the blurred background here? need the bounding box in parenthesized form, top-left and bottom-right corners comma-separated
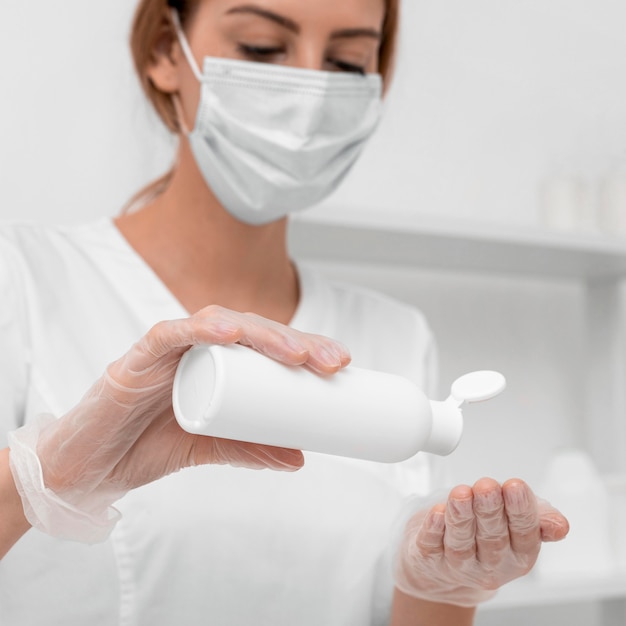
(1, 1, 625, 623)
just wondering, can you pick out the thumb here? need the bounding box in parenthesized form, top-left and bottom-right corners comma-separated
(537, 498, 570, 542)
(192, 437, 305, 472)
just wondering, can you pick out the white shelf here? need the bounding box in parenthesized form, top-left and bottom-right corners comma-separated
(288, 210, 626, 280)
(482, 571, 626, 610)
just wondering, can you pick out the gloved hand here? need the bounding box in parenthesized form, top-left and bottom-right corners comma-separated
(8, 305, 351, 544)
(394, 477, 569, 607)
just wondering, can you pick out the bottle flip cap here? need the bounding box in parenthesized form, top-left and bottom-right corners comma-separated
(427, 371, 506, 456)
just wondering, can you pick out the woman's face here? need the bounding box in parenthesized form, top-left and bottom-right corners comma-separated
(152, 0, 386, 127)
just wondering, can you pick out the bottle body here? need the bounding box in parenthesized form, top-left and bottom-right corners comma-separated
(173, 344, 438, 463)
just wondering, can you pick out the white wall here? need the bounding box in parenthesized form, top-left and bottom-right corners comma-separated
(320, 0, 626, 228)
(0, 1, 173, 224)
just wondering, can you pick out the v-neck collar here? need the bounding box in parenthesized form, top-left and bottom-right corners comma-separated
(84, 217, 189, 323)
(90, 218, 325, 333)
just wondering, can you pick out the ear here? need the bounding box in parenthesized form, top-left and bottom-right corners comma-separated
(146, 19, 184, 94)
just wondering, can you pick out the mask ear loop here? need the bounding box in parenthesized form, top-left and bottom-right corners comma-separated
(169, 9, 200, 136)
(170, 9, 203, 82)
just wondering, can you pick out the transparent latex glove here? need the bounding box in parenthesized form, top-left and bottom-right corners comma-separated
(394, 478, 570, 607)
(8, 305, 351, 544)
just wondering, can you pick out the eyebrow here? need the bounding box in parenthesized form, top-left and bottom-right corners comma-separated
(330, 28, 382, 41)
(225, 5, 382, 40)
(225, 6, 300, 33)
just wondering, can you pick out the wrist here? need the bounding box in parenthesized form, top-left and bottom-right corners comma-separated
(1, 448, 31, 558)
(7, 419, 122, 544)
(390, 588, 477, 626)
(395, 577, 497, 608)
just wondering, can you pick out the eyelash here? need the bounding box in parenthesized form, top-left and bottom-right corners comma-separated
(237, 44, 366, 75)
(237, 44, 284, 61)
(331, 60, 366, 76)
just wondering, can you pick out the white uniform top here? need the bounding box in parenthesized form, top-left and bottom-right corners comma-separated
(0, 219, 438, 626)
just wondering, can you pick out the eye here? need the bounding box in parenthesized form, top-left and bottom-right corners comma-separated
(328, 59, 366, 76)
(237, 44, 286, 63)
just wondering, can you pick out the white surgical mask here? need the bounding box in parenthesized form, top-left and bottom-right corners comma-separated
(172, 12, 382, 225)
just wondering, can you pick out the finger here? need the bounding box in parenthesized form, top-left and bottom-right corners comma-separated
(444, 484, 477, 564)
(235, 315, 311, 364)
(237, 314, 351, 373)
(117, 308, 245, 374)
(502, 479, 541, 556)
(222, 311, 351, 373)
(205, 438, 305, 472)
(128, 306, 310, 374)
(297, 334, 352, 374)
(472, 477, 510, 567)
(115, 306, 352, 381)
(118, 307, 301, 376)
(414, 504, 446, 558)
(537, 499, 570, 542)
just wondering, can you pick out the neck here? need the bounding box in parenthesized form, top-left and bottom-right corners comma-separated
(115, 143, 299, 323)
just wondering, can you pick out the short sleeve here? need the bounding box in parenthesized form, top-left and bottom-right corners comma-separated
(0, 231, 30, 446)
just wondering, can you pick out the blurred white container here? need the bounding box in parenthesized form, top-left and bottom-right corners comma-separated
(535, 448, 614, 579)
(605, 473, 626, 572)
(598, 163, 626, 237)
(539, 175, 595, 233)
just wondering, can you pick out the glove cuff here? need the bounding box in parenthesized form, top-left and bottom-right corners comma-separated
(8, 415, 121, 544)
(394, 578, 497, 608)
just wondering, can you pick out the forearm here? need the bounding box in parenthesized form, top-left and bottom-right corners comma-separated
(390, 588, 476, 626)
(0, 448, 31, 559)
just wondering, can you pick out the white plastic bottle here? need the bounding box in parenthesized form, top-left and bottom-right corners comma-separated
(172, 344, 505, 463)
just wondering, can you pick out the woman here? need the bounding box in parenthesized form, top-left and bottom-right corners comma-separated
(0, 0, 569, 624)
